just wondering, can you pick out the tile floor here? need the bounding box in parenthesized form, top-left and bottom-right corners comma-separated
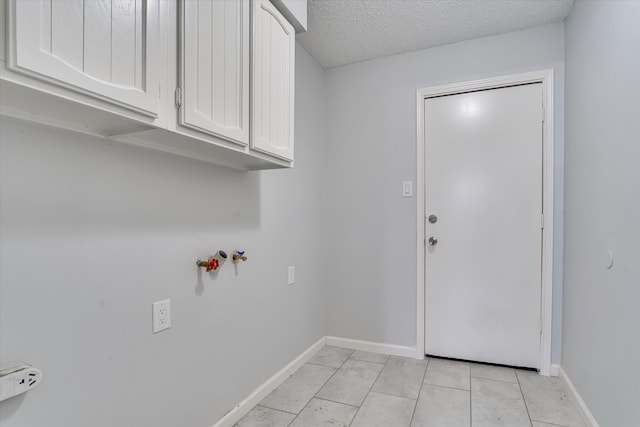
(235, 346, 586, 427)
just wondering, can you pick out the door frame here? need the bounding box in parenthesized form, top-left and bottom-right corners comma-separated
(415, 70, 554, 376)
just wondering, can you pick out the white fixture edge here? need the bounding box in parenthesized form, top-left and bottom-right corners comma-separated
(211, 336, 326, 427)
(326, 336, 417, 358)
(558, 366, 601, 427)
(415, 69, 555, 375)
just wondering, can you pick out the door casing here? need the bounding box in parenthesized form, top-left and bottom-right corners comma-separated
(415, 70, 555, 376)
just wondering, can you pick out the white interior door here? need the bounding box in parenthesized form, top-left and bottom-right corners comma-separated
(424, 83, 543, 369)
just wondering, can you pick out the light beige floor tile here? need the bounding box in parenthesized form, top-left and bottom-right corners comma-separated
(517, 371, 585, 427)
(411, 384, 470, 427)
(470, 363, 518, 383)
(350, 391, 416, 427)
(350, 350, 391, 364)
(371, 356, 428, 399)
(471, 377, 530, 427)
(316, 358, 384, 406)
(234, 406, 295, 427)
(307, 345, 354, 368)
(260, 363, 336, 414)
(288, 398, 358, 427)
(424, 359, 470, 390)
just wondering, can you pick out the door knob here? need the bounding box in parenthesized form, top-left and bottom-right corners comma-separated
(428, 237, 438, 246)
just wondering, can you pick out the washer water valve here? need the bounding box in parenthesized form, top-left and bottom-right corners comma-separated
(232, 250, 247, 262)
(197, 250, 228, 272)
(0, 363, 43, 402)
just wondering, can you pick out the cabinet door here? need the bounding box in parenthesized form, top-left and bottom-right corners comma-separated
(180, 0, 250, 146)
(251, 0, 295, 161)
(7, 0, 159, 117)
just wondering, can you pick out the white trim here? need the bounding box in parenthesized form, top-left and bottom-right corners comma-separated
(550, 363, 560, 377)
(416, 70, 555, 374)
(326, 336, 418, 359)
(212, 336, 326, 427)
(558, 366, 600, 427)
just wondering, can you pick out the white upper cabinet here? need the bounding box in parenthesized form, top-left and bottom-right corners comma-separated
(179, 0, 250, 146)
(270, 0, 308, 33)
(251, 0, 295, 161)
(1, 0, 297, 170)
(7, 0, 159, 117)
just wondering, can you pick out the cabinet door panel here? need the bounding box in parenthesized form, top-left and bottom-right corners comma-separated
(8, 0, 159, 117)
(84, 0, 112, 82)
(251, 0, 294, 161)
(181, 0, 250, 146)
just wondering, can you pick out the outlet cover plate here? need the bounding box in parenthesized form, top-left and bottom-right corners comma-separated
(152, 299, 171, 333)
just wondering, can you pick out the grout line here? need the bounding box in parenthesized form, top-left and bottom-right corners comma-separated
(255, 404, 299, 416)
(349, 356, 388, 365)
(408, 358, 429, 426)
(313, 396, 360, 408)
(369, 389, 419, 401)
(470, 374, 519, 384)
(270, 347, 355, 425)
(305, 361, 344, 369)
(515, 370, 535, 427)
(470, 363, 473, 427)
(288, 348, 355, 425)
(470, 370, 473, 427)
(349, 350, 391, 365)
(285, 415, 294, 427)
(529, 421, 569, 427)
(346, 352, 391, 426)
(422, 381, 471, 392)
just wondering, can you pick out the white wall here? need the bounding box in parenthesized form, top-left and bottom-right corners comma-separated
(325, 23, 565, 362)
(0, 44, 326, 427)
(563, 2, 640, 425)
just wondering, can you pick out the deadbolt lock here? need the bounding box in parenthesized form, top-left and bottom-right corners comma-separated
(428, 215, 438, 224)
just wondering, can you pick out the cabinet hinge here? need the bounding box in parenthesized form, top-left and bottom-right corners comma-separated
(175, 87, 182, 108)
(541, 214, 544, 229)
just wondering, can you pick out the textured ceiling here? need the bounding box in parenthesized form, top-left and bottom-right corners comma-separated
(296, 0, 574, 68)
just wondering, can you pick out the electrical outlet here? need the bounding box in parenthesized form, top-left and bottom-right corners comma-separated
(0, 366, 43, 402)
(288, 266, 295, 285)
(152, 299, 171, 333)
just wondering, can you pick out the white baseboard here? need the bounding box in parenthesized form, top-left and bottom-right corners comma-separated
(550, 363, 560, 377)
(558, 366, 600, 427)
(212, 336, 326, 427)
(326, 336, 417, 358)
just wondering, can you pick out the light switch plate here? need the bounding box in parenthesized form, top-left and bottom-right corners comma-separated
(402, 181, 413, 197)
(288, 266, 295, 285)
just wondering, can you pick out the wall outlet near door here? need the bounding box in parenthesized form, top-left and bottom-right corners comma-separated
(288, 266, 295, 285)
(152, 299, 171, 333)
